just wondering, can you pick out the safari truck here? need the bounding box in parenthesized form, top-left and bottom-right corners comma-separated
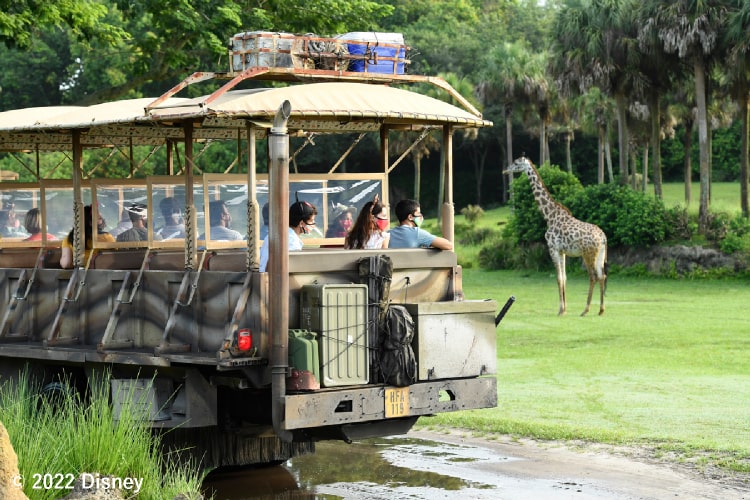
(0, 32, 499, 467)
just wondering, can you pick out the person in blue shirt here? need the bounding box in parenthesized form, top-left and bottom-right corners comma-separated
(388, 199, 452, 250)
(259, 200, 317, 272)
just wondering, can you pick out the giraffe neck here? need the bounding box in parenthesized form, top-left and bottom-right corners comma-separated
(523, 165, 564, 223)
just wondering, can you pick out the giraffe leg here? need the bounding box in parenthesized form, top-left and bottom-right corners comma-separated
(598, 261, 607, 315)
(552, 253, 566, 316)
(582, 272, 595, 317)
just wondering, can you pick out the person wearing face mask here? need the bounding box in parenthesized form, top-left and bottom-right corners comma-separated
(345, 195, 390, 249)
(325, 205, 354, 238)
(259, 199, 317, 272)
(388, 199, 452, 250)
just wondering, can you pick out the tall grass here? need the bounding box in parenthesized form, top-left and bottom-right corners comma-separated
(0, 370, 205, 500)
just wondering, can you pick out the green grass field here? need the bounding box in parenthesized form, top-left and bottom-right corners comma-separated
(655, 181, 744, 215)
(419, 184, 750, 472)
(418, 269, 750, 470)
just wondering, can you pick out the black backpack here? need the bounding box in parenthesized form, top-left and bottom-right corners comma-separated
(380, 304, 417, 387)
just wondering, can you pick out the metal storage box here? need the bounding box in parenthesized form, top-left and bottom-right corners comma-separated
(229, 31, 295, 71)
(300, 284, 369, 387)
(337, 32, 407, 74)
(405, 300, 498, 380)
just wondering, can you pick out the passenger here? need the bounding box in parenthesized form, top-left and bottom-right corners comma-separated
(259, 202, 270, 241)
(116, 203, 162, 242)
(0, 202, 28, 238)
(199, 200, 243, 241)
(60, 205, 116, 268)
(23, 208, 57, 242)
(388, 199, 453, 250)
(109, 206, 133, 238)
(155, 197, 185, 240)
(259, 200, 317, 272)
(345, 195, 389, 249)
(325, 205, 354, 238)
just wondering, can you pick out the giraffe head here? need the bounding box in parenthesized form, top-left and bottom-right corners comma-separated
(504, 156, 534, 174)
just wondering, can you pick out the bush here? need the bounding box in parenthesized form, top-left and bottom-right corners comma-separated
(505, 165, 672, 248)
(460, 204, 485, 223)
(664, 206, 695, 241)
(566, 184, 671, 247)
(478, 236, 551, 271)
(505, 165, 583, 244)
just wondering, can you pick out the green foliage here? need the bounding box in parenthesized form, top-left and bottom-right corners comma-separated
(505, 164, 583, 244)
(663, 205, 696, 241)
(459, 204, 485, 223)
(478, 236, 551, 271)
(566, 183, 671, 247)
(0, 0, 126, 49)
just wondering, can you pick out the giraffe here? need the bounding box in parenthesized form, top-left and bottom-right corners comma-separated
(506, 156, 607, 316)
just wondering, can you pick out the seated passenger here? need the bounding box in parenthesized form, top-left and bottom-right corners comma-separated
(325, 205, 354, 238)
(259, 202, 269, 241)
(388, 199, 452, 250)
(345, 195, 389, 249)
(109, 207, 133, 238)
(259, 200, 317, 272)
(0, 202, 28, 238)
(23, 208, 57, 242)
(155, 197, 185, 240)
(199, 200, 243, 241)
(116, 203, 162, 242)
(60, 205, 116, 268)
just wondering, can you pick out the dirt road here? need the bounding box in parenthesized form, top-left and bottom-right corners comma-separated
(403, 429, 749, 500)
(203, 429, 749, 499)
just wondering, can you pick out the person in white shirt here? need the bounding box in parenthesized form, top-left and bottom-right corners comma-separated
(259, 200, 317, 272)
(345, 194, 390, 250)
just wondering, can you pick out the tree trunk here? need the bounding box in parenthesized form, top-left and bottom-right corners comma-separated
(642, 144, 649, 193)
(684, 118, 694, 205)
(741, 91, 749, 218)
(650, 91, 663, 199)
(694, 59, 711, 232)
(472, 146, 488, 206)
(598, 125, 605, 183)
(565, 130, 573, 174)
(615, 93, 629, 183)
(414, 156, 421, 201)
(605, 123, 614, 183)
(504, 104, 514, 204)
(539, 121, 545, 165)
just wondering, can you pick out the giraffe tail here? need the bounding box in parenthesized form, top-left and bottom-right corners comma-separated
(603, 260, 609, 294)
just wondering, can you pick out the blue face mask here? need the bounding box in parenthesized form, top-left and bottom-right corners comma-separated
(413, 215, 424, 227)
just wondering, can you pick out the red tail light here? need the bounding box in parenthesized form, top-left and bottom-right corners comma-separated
(237, 328, 252, 351)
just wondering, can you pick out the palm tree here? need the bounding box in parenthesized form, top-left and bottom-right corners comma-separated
(577, 87, 616, 183)
(549, 0, 642, 184)
(637, 5, 685, 200)
(640, 0, 728, 231)
(476, 41, 537, 202)
(724, 0, 750, 216)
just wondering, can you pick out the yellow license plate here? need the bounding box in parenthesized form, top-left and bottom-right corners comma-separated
(384, 387, 410, 418)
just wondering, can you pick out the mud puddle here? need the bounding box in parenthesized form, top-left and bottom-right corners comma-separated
(202, 433, 624, 500)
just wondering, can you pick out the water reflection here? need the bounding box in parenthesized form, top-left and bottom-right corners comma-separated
(202, 436, 499, 500)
